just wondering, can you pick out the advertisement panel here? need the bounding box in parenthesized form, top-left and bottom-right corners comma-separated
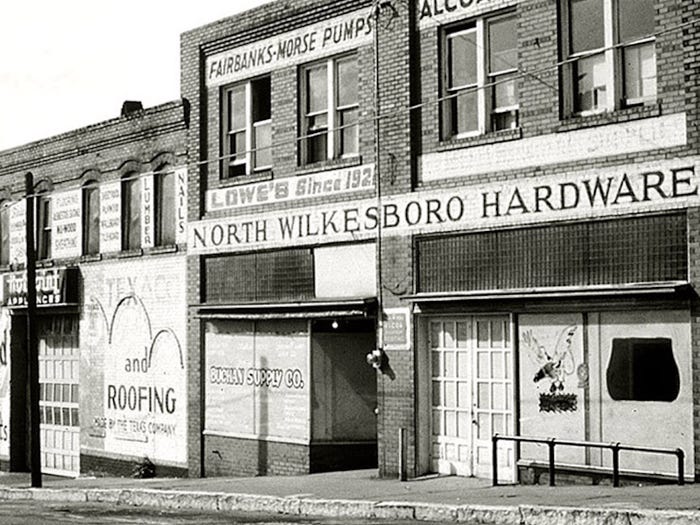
(205, 320, 309, 442)
(81, 256, 187, 465)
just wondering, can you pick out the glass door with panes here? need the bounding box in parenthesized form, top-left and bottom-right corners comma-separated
(429, 316, 514, 480)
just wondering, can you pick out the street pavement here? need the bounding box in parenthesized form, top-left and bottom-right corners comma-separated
(2, 469, 700, 524)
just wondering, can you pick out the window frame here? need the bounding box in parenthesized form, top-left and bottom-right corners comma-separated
(121, 174, 141, 252)
(36, 193, 52, 261)
(82, 181, 100, 256)
(560, 0, 657, 118)
(221, 75, 272, 179)
(441, 11, 519, 141)
(0, 202, 9, 266)
(155, 167, 176, 247)
(299, 53, 360, 165)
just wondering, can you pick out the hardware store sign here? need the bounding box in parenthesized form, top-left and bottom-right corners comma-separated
(189, 159, 700, 255)
(206, 9, 373, 87)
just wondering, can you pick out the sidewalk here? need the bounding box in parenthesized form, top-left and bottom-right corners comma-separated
(2, 469, 700, 523)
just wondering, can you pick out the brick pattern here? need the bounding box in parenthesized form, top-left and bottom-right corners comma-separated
(203, 435, 310, 477)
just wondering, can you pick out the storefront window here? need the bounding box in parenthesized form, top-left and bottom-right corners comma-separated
(606, 338, 680, 401)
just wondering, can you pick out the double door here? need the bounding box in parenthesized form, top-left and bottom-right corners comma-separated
(429, 316, 514, 479)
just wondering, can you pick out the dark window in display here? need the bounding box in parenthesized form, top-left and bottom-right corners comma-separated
(607, 338, 680, 402)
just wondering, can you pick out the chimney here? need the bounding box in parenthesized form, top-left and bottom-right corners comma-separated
(121, 100, 143, 117)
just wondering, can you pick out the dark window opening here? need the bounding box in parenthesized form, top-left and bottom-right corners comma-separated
(606, 338, 680, 402)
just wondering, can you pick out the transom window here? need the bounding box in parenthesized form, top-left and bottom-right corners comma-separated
(300, 54, 359, 164)
(223, 76, 272, 178)
(443, 13, 518, 139)
(562, 0, 657, 116)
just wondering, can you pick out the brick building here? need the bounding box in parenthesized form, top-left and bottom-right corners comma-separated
(0, 101, 190, 477)
(184, 0, 700, 483)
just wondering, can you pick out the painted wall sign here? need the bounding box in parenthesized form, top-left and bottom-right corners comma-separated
(175, 167, 188, 244)
(99, 181, 121, 253)
(81, 257, 187, 464)
(9, 200, 26, 265)
(206, 9, 373, 87)
(189, 158, 700, 255)
(2, 267, 79, 307)
(52, 189, 82, 259)
(0, 310, 9, 458)
(417, 0, 510, 28)
(207, 164, 375, 212)
(205, 320, 309, 442)
(141, 174, 154, 249)
(421, 113, 687, 182)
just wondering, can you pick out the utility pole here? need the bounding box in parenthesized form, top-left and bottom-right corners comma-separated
(25, 172, 41, 488)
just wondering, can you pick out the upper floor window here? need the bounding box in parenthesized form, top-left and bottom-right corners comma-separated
(442, 13, 518, 140)
(36, 193, 52, 260)
(0, 203, 9, 266)
(155, 167, 176, 246)
(223, 76, 271, 178)
(82, 182, 100, 256)
(122, 174, 141, 251)
(300, 54, 359, 165)
(562, 0, 656, 116)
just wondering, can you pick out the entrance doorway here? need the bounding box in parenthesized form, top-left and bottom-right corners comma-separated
(38, 317, 80, 477)
(428, 316, 514, 479)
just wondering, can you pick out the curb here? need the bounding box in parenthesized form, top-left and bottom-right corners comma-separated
(1, 487, 700, 524)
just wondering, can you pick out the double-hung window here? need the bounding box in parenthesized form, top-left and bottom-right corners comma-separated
(223, 76, 272, 178)
(563, 0, 656, 116)
(36, 194, 52, 260)
(82, 182, 100, 256)
(122, 175, 141, 251)
(443, 13, 518, 139)
(301, 54, 359, 165)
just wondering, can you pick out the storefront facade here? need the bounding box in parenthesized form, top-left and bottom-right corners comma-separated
(0, 101, 189, 477)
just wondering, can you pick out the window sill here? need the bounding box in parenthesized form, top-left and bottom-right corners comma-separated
(147, 244, 178, 255)
(218, 170, 273, 188)
(36, 260, 55, 268)
(438, 128, 522, 152)
(296, 156, 362, 176)
(557, 103, 661, 133)
(118, 249, 143, 259)
(80, 254, 102, 263)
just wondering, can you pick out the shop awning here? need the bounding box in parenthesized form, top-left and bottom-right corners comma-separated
(405, 281, 691, 308)
(194, 297, 377, 320)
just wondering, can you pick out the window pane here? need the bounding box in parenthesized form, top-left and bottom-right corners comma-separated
(38, 196, 51, 260)
(489, 16, 517, 73)
(573, 52, 607, 112)
(337, 56, 358, 107)
(229, 86, 246, 130)
(340, 108, 359, 156)
(123, 177, 141, 250)
(448, 30, 477, 88)
(451, 90, 478, 134)
(569, 0, 604, 53)
(254, 121, 272, 168)
(0, 205, 9, 266)
(306, 113, 328, 163)
(83, 185, 100, 255)
(623, 42, 656, 103)
(251, 77, 271, 122)
(156, 170, 176, 246)
(307, 65, 328, 114)
(619, 0, 654, 43)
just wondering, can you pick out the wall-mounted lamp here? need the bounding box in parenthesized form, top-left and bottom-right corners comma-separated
(366, 348, 386, 371)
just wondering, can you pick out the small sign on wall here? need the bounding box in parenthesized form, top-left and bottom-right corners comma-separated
(141, 174, 154, 249)
(100, 182, 121, 253)
(9, 200, 26, 265)
(175, 167, 188, 244)
(383, 307, 411, 350)
(52, 189, 82, 259)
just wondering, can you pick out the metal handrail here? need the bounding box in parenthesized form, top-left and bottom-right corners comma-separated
(492, 434, 685, 487)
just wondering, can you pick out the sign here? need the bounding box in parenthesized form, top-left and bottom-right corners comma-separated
(189, 158, 700, 255)
(205, 320, 309, 442)
(384, 308, 410, 350)
(2, 267, 79, 307)
(141, 174, 154, 249)
(81, 257, 187, 464)
(0, 310, 9, 458)
(207, 164, 375, 212)
(9, 200, 26, 265)
(421, 113, 687, 182)
(417, 0, 508, 28)
(175, 167, 188, 244)
(206, 9, 373, 87)
(52, 189, 82, 259)
(100, 182, 121, 253)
